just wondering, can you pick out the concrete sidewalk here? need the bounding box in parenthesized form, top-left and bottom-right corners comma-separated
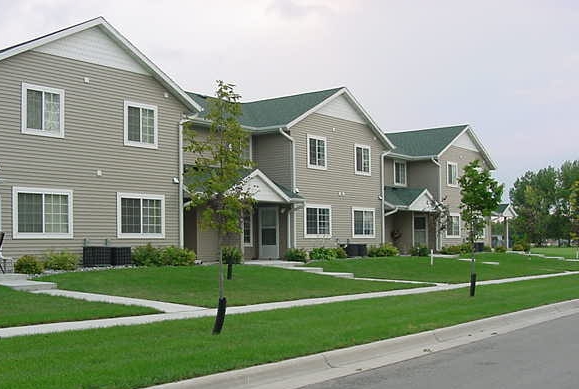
(1, 270, 578, 338)
(146, 298, 579, 389)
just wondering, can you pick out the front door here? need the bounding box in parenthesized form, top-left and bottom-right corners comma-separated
(259, 207, 279, 259)
(413, 215, 428, 247)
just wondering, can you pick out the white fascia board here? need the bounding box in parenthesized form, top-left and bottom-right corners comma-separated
(386, 153, 439, 161)
(285, 88, 395, 150)
(439, 125, 498, 170)
(407, 189, 436, 211)
(246, 169, 292, 203)
(0, 17, 202, 113)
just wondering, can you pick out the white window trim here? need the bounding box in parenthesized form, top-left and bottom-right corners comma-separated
(123, 101, 159, 149)
(354, 144, 371, 176)
(352, 207, 376, 238)
(306, 134, 328, 170)
(446, 213, 461, 238)
(447, 161, 459, 187)
(21, 82, 65, 138)
(243, 212, 253, 247)
(117, 192, 165, 239)
(304, 203, 332, 239)
(12, 186, 74, 239)
(393, 160, 407, 187)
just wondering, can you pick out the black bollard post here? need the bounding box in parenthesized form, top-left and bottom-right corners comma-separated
(212, 297, 227, 334)
(470, 273, 477, 297)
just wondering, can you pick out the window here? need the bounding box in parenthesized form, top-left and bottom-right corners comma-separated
(117, 193, 164, 238)
(446, 214, 461, 238)
(242, 136, 252, 161)
(124, 101, 158, 148)
(304, 205, 331, 238)
(394, 161, 407, 186)
(447, 162, 458, 186)
(352, 207, 375, 238)
(243, 211, 253, 246)
(307, 134, 327, 170)
(12, 187, 73, 239)
(354, 144, 371, 175)
(21, 83, 65, 138)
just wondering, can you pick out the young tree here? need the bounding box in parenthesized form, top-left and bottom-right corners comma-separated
(184, 81, 254, 334)
(570, 180, 579, 259)
(459, 160, 503, 296)
(427, 196, 450, 251)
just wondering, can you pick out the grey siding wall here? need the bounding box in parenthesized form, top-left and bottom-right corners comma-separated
(0, 51, 186, 258)
(407, 160, 440, 200)
(439, 145, 489, 247)
(253, 133, 292, 188)
(392, 212, 413, 254)
(293, 113, 386, 250)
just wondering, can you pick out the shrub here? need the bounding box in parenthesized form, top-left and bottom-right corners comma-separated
(285, 248, 308, 262)
(512, 243, 525, 252)
(459, 242, 473, 254)
(411, 245, 429, 257)
(132, 244, 161, 266)
(161, 246, 196, 266)
(483, 245, 492, 252)
(334, 246, 348, 259)
(368, 243, 399, 257)
(44, 251, 80, 271)
(495, 245, 507, 253)
(439, 245, 461, 255)
(15, 255, 44, 274)
(309, 247, 336, 261)
(221, 246, 243, 265)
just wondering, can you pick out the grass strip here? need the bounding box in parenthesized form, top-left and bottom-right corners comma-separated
(3, 274, 579, 389)
(531, 247, 579, 259)
(0, 286, 158, 328)
(40, 265, 423, 307)
(306, 253, 579, 283)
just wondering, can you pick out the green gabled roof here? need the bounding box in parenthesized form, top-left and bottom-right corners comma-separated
(495, 203, 510, 214)
(384, 186, 427, 207)
(187, 87, 343, 130)
(386, 125, 468, 157)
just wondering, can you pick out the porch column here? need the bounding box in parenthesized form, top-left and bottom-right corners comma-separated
(505, 218, 510, 249)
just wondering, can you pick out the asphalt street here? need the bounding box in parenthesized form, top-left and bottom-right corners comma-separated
(301, 312, 579, 389)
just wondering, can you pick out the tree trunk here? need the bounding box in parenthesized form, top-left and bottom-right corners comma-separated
(212, 239, 227, 334)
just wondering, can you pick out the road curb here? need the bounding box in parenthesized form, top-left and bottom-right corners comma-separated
(147, 298, 579, 389)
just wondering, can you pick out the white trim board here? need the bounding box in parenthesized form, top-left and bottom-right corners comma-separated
(0, 17, 202, 113)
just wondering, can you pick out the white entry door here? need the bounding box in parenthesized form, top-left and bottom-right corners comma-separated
(259, 207, 279, 259)
(413, 215, 428, 247)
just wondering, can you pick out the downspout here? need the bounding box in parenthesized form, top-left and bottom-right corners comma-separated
(381, 151, 392, 244)
(278, 128, 297, 248)
(430, 157, 441, 250)
(178, 120, 186, 249)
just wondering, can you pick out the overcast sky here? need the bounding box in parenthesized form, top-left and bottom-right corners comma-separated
(1, 0, 577, 198)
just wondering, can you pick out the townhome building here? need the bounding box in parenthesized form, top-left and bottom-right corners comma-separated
(183, 88, 395, 262)
(383, 125, 497, 253)
(0, 17, 201, 258)
(0, 18, 500, 263)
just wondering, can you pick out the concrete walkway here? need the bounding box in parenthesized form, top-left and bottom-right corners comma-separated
(1, 270, 578, 339)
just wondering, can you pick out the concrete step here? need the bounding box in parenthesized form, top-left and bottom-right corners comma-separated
(319, 272, 355, 279)
(0, 280, 57, 292)
(291, 267, 323, 273)
(0, 273, 29, 281)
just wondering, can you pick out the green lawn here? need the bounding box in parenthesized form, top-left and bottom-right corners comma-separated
(305, 253, 579, 284)
(3, 275, 579, 389)
(0, 286, 157, 328)
(39, 265, 424, 307)
(531, 246, 579, 259)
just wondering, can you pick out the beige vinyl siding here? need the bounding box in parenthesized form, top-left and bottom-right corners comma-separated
(253, 133, 292, 188)
(292, 113, 385, 250)
(439, 145, 490, 247)
(406, 160, 440, 200)
(0, 51, 186, 258)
